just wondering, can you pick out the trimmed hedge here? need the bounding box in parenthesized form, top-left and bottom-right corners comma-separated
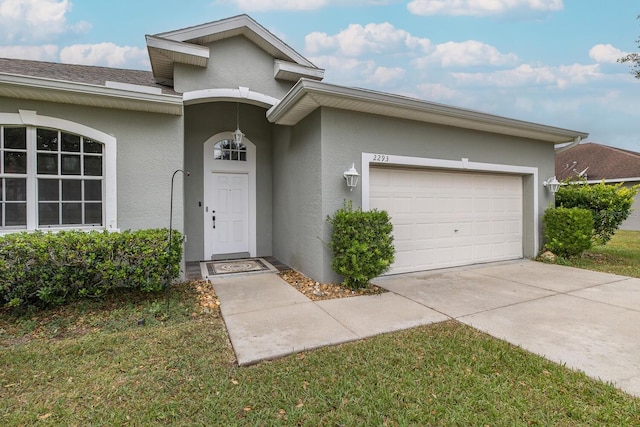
(0, 229, 183, 309)
(327, 200, 395, 289)
(543, 207, 593, 257)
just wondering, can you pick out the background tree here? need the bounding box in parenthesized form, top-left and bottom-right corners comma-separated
(618, 15, 640, 78)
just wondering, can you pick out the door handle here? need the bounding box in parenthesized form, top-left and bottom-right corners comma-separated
(212, 215, 216, 229)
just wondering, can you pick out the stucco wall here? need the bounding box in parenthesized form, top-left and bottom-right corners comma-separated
(0, 97, 184, 233)
(272, 110, 325, 279)
(183, 102, 273, 261)
(320, 108, 556, 281)
(274, 107, 557, 284)
(174, 36, 294, 100)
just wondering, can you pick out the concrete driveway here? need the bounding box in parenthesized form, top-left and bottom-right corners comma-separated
(373, 261, 640, 398)
(212, 260, 640, 398)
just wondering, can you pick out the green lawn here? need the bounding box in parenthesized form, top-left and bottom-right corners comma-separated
(559, 230, 640, 278)
(2, 232, 640, 425)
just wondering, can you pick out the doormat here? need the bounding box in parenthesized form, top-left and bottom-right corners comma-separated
(200, 258, 278, 278)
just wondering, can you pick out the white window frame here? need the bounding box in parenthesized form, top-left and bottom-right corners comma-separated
(0, 110, 117, 233)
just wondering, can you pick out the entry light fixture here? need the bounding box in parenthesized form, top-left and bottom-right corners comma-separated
(233, 102, 244, 146)
(343, 163, 360, 191)
(543, 176, 560, 194)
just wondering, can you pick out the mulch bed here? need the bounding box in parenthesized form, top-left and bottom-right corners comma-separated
(196, 270, 386, 312)
(278, 270, 386, 301)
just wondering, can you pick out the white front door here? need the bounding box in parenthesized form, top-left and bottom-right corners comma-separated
(205, 172, 249, 257)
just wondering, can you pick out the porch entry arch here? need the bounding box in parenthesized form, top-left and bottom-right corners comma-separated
(202, 132, 256, 259)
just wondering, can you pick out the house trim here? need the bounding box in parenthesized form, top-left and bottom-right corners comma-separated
(183, 87, 279, 108)
(147, 15, 324, 86)
(360, 152, 540, 255)
(267, 79, 588, 144)
(580, 178, 640, 185)
(202, 132, 257, 258)
(0, 72, 183, 115)
(0, 110, 117, 232)
(145, 35, 210, 85)
(274, 60, 325, 82)
(156, 14, 317, 68)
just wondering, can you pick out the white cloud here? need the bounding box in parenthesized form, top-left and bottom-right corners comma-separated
(0, 44, 58, 61)
(225, 0, 330, 11)
(222, 0, 392, 10)
(416, 82, 462, 101)
(453, 63, 602, 89)
(305, 22, 431, 56)
(589, 44, 627, 64)
(414, 40, 518, 68)
(407, 0, 563, 16)
(369, 66, 405, 86)
(0, 0, 76, 42)
(309, 55, 376, 74)
(59, 43, 149, 68)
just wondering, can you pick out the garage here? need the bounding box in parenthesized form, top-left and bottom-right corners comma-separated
(369, 166, 523, 274)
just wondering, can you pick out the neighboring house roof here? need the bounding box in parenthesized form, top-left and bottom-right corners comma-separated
(146, 14, 324, 86)
(267, 78, 589, 144)
(556, 142, 640, 182)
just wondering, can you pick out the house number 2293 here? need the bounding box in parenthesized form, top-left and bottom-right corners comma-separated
(372, 154, 390, 162)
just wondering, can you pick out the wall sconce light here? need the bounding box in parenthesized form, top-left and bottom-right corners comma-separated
(343, 163, 360, 191)
(543, 176, 560, 194)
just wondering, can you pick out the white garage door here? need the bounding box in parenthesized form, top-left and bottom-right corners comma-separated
(370, 167, 523, 274)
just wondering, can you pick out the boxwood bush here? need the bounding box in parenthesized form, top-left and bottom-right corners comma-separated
(0, 229, 183, 309)
(327, 200, 394, 289)
(543, 207, 593, 257)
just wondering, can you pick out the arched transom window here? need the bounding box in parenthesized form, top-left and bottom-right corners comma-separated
(213, 139, 246, 161)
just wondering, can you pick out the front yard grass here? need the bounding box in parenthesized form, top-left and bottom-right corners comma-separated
(558, 229, 640, 278)
(2, 281, 639, 425)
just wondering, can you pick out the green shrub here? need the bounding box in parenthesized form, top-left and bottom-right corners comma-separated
(543, 207, 593, 257)
(555, 181, 638, 245)
(0, 229, 183, 309)
(327, 200, 394, 289)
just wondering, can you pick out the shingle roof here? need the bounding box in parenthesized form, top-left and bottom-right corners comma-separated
(0, 57, 178, 95)
(556, 142, 640, 181)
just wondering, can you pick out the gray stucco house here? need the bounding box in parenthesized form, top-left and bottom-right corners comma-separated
(0, 15, 588, 282)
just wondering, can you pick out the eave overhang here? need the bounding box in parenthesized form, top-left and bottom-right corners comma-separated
(267, 79, 589, 144)
(0, 73, 183, 116)
(274, 59, 324, 82)
(145, 35, 210, 86)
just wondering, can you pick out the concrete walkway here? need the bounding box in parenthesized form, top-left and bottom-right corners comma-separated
(211, 260, 640, 398)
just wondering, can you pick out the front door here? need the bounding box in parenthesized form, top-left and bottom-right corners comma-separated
(205, 172, 249, 258)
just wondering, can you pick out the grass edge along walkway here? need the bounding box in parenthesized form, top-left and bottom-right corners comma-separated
(2, 315, 639, 426)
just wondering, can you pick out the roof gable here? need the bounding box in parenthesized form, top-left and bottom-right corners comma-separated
(146, 14, 324, 86)
(556, 142, 640, 181)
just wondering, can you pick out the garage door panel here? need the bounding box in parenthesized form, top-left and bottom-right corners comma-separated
(370, 167, 523, 274)
(414, 197, 436, 212)
(393, 223, 414, 241)
(415, 223, 435, 239)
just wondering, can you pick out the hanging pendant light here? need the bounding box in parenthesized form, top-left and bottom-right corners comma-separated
(233, 102, 244, 146)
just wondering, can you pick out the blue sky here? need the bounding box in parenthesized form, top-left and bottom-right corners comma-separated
(1, 0, 639, 150)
